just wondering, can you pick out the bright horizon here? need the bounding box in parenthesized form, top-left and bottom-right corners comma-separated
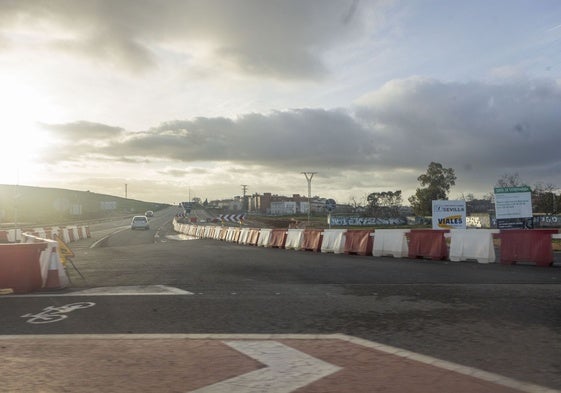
(1, 1, 561, 205)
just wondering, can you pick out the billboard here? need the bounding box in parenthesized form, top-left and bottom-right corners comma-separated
(494, 186, 532, 219)
(493, 186, 533, 229)
(432, 200, 466, 229)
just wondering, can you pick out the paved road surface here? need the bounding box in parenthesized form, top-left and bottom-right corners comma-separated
(1, 207, 560, 392)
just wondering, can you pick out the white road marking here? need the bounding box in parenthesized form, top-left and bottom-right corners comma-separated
(2, 285, 193, 297)
(166, 234, 199, 241)
(188, 340, 342, 393)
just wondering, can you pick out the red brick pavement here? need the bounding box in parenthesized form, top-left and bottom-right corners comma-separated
(0, 334, 557, 393)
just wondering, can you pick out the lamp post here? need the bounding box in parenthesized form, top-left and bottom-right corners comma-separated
(301, 172, 317, 226)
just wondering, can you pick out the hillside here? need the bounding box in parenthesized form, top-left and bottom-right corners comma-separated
(0, 184, 169, 227)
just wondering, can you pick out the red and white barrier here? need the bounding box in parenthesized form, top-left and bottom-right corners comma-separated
(22, 234, 69, 290)
(171, 218, 559, 267)
(285, 229, 304, 250)
(372, 229, 410, 258)
(321, 229, 347, 254)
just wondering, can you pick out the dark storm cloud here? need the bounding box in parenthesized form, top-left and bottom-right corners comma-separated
(0, 0, 372, 78)
(100, 110, 377, 169)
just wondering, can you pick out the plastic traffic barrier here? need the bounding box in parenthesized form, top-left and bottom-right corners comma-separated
(321, 229, 346, 253)
(372, 229, 410, 258)
(408, 229, 449, 260)
(344, 230, 374, 256)
(257, 229, 273, 247)
(285, 229, 305, 250)
(498, 229, 559, 267)
(449, 229, 498, 263)
(0, 242, 47, 293)
(269, 229, 287, 248)
(302, 229, 323, 252)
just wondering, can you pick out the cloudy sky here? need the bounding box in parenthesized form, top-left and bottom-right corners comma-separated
(1, 0, 561, 205)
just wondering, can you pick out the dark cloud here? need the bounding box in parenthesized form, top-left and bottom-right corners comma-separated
(38, 77, 561, 194)
(0, 0, 373, 78)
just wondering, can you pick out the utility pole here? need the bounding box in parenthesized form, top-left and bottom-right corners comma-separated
(125, 184, 128, 199)
(241, 185, 248, 211)
(301, 172, 317, 226)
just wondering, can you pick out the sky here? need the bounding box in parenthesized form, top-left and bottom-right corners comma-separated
(1, 0, 561, 205)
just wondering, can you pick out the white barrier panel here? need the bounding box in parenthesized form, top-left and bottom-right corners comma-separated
(321, 229, 347, 254)
(22, 233, 69, 289)
(226, 227, 237, 242)
(449, 229, 498, 264)
(285, 229, 304, 250)
(61, 228, 71, 243)
(80, 226, 89, 239)
(213, 227, 223, 240)
(257, 229, 272, 247)
(204, 226, 214, 238)
(372, 229, 410, 258)
(239, 228, 251, 245)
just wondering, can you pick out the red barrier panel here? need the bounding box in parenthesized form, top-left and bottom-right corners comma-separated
(232, 228, 241, 243)
(0, 242, 47, 293)
(499, 229, 559, 267)
(344, 230, 374, 256)
(248, 229, 260, 246)
(302, 229, 323, 252)
(269, 229, 287, 248)
(408, 229, 449, 260)
(0, 231, 9, 243)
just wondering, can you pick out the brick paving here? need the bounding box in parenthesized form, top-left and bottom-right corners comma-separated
(1, 334, 557, 393)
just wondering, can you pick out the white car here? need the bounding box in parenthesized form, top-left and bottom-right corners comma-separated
(145, 210, 154, 217)
(131, 215, 150, 230)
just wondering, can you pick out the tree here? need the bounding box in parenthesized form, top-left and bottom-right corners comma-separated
(532, 182, 559, 214)
(367, 190, 402, 217)
(408, 162, 457, 216)
(495, 172, 527, 188)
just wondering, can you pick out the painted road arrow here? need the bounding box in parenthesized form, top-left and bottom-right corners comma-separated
(189, 340, 342, 393)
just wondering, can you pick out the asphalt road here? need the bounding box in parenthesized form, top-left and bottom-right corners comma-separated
(2, 207, 560, 390)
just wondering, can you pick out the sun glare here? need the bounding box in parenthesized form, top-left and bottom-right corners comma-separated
(0, 79, 52, 184)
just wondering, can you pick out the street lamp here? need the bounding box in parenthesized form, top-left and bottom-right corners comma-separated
(301, 172, 317, 226)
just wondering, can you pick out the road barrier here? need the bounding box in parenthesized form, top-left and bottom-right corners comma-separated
(171, 219, 560, 266)
(257, 229, 272, 247)
(448, 229, 497, 264)
(269, 229, 287, 248)
(408, 229, 450, 260)
(498, 229, 560, 267)
(22, 233, 69, 290)
(372, 229, 410, 258)
(0, 224, 89, 293)
(0, 242, 47, 293)
(302, 229, 323, 252)
(344, 230, 374, 256)
(285, 229, 304, 250)
(320, 229, 347, 254)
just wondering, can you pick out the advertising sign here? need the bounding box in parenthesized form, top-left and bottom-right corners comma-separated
(432, 200, 466, 229)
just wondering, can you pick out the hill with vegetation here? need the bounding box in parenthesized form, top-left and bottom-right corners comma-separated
(0, 184, 169, 227)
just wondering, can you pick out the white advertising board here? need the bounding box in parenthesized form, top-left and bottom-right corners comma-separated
(432, 200, 467, 229)
(494, 187, 532, 219)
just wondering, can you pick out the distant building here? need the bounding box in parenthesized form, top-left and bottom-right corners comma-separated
(212, 192, 331, 215)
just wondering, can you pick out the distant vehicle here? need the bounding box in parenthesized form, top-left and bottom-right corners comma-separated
(131, 215, 150, 230)
(145, 210, 154, 217)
